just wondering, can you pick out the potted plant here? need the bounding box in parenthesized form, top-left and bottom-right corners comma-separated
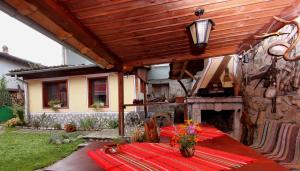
(167, 94, 176, 103)
(64, 122, 77, 132)
(91, 101, 105, 111)
(170, 120, 201, 157)
(48, 99, 61, 111)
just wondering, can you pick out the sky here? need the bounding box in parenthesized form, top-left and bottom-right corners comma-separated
(0, 11, 63, 66)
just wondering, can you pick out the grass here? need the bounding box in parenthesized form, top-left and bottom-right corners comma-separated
(0, 128, 83, 171)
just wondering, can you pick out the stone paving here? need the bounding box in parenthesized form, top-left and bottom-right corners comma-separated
(82, 127, 143, 140)
(83, 129, 119, 139)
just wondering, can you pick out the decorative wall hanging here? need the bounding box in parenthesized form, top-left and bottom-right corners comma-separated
(266, 16, 300, 61)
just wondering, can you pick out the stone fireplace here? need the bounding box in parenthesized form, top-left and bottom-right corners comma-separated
(186, 97, 243, 140)
(201, 110, 234, 133)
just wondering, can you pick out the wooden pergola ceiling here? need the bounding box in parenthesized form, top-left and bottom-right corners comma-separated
(3, 0, 299, 70)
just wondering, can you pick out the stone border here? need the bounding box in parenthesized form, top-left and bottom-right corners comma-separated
(28, 112, 118, 128)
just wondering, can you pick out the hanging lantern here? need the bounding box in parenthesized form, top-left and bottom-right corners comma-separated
(188, 9, 214, 48)
(243, 52, 249, 63)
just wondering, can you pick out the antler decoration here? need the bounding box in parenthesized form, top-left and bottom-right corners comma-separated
(254, 31, 288, 39)
(270, 16, 300, 61)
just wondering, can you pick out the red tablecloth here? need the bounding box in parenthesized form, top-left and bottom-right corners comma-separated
(160, 125, 225, 141)
(88, 143, 255, 171)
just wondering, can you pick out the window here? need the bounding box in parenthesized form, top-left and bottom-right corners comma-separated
(43, 80, 68, 108)
(88, 77, 108, 107)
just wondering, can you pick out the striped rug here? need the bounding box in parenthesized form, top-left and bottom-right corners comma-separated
(88, 143, 255, 171)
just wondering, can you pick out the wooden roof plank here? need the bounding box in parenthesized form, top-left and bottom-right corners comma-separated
(8, 0, 121, 68)
(239, 0, 300, 53)
(91, 2, 290, 38)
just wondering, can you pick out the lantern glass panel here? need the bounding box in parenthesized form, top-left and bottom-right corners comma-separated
(189, 23, 197, 45)
(195, 20, 206, 44)
(195, 19, 213, 44)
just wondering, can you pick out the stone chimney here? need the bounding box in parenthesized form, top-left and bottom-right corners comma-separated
(2, 45, 8, 53)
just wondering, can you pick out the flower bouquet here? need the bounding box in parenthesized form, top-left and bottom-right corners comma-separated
(170, 120, 202, 157)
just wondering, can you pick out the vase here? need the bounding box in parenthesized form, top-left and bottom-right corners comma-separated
(180, 146, 195, 157)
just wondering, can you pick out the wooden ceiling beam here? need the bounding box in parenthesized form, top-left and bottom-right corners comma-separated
(5, 0, 121, 69)
(123, 46, 237, 68)
(239, 0, 300, 53)
(208, 56, 232, 86)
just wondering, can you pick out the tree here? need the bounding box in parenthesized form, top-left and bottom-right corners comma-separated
(0, 76, 12, 107)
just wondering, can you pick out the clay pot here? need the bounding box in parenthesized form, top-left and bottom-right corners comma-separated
(180, 146, 195, 158)
(104, 144, 119, 154)
(176, 97, 185, 103)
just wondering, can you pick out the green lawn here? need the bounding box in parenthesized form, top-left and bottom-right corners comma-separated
(0, 128, 83, 171)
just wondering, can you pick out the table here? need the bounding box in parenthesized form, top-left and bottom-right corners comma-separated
(88, 142, 255, 170)
(45, 132, 288, 171)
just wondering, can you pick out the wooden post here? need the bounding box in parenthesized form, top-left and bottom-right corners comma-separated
(141, 81, 148, 118)
(190, 77, 201, 96)
(118, 72, 125, 136)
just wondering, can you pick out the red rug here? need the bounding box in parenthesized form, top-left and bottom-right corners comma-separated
(88, 143, 255, 171)
(160, 125, 225, 141)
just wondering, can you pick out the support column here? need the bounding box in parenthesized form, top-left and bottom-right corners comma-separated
(141, 81, 148, 118)
(118, 72, 124, 136)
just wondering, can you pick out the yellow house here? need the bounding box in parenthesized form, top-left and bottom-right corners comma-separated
(9, 64, 138, 125)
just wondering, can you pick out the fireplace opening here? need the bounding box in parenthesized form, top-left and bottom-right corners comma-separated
(201, 110, 234, 133)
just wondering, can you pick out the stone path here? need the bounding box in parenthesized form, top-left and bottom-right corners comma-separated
(82, 127, 143, 140)
(83, 129, 119, 139)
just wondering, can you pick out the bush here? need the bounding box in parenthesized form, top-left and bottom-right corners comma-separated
(108, 119, 118, 129)
(52, 123, 62, 130)
(5, 118, 22, 127)
(48, 133, 83, 145)
(48, 99, 61, 111)
(11, 105, 25, 124)
(64, 122, 77, 132)
(131, 127, 145, 142)
(96, 118, 118, 129)
(31, 119, 41, 129)
(91, 102, 104, 111)
(48, 134, 63, 144)
(79, 117, 97, 131)
(0, 76, 12, 107)
(39, 113, 53, 128)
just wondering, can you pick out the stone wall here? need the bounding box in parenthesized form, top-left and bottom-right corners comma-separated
(147, 78, 193, 98)
(29, 112, 118, 128)
(147, 78, 192, 114)
(238, 24, 300, 142)
(169, 79, 193, 97)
